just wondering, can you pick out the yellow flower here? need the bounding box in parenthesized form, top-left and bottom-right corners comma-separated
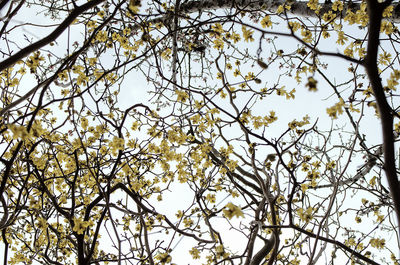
(110, 136, 125, 155)
(58, 70, 68, 81)
(245, 72, 255, 80)
(97, 10, 105, 18)
(370, 238, 385, 249)
(213, 38, 224, 50)
(232, 32, 241, 43)
(123, 27, 131, 36)
(189, 247, 201, 259)
(8, 124, 31, 141)
(326, 161, 336, 170)
(332, 0, 343, 11)
(307, 0, 320, 11)
(288, 21, 301, 32)
(81, 117, 88, 130)
(322, 11, 336, 22)
(212, 23, 223, 34)
(128, 0, 141, 15)
(73, 218, 90, 235)
(345, 237, 357, 247)
(276, 5, 284, 14)
(261, 15, 272, 28)
(215, 245, 228, 259)
(205, 193, 216, 203)
(383, 5, 394, 18)
(297, 207, 313, 222)
(223, 202, 244, 219)
(175, 210, 183, 218)
(36, 217, 48, 230)
(112, 32, 121, 41)
(26, 51, 44, 72)
(241, 26, 254, 42)
(369, 176, 377, 186)
(131, 121, 140, 131)
(379, 51, 392, 66)
(326, 99, 345, 119)
(381, 20, 395, 35)
(322, 30, 330, 38)
(161, 48, 172, 60)
(176, 90, 189, 102)
(336, 31, 347, 45)
(183, 217, 193, 227)
(155, 252, 172, 264)
(301, 29, 313, 43)
(95, 30, 108, 42)
(306, 77, 318, 91)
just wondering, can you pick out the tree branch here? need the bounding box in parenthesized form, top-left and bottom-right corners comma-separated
(0, 0, 105, 72)
(364, 0, 400, 237)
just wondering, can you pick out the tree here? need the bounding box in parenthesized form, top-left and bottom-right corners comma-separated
(0, 0, 399, 264)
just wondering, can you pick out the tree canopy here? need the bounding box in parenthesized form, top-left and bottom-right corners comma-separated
(0, 0, 400, 264)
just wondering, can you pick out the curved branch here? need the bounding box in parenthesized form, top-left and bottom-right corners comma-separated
(314, 146, 383, 189)
(364, 0, 400, 237)
(0, 0, 105, 72)
(0, 194, 8, 230)
(115, 183, 215, 244)
(291, 224, 380, 265)
(0, 0, 11, 12)
(249, 234, 275, 265)
(0, 1, 121, 117)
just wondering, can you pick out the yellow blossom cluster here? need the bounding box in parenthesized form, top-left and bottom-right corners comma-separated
(176, 90, 189, 102)
(72, 217, 94, 235)
(110, 136, 125, 155)
(189, 247, 201, 259)
(344, 3, 368, 26)
(155, 252, 172, 264)
(297, 207, 314, 222)
(8, 124, 30, 141)
(260, 15, 272, 28)
(241, 26, 254, 42)
(223, 202, 244, 219)
(26, 51, 44, 73)
(326, 99, 345, 119)
(370, 238, 385, 249)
